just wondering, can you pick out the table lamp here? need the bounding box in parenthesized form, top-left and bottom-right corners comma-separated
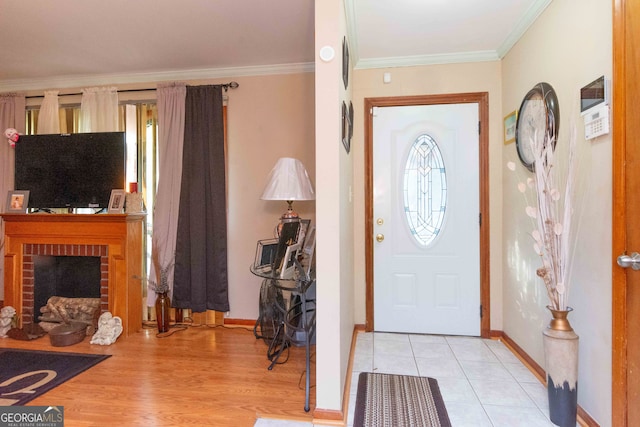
(261, 157, 315, 221)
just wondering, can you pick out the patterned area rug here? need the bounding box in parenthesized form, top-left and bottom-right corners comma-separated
(354, 372, 451, 427)
(0, 349, 111, 406)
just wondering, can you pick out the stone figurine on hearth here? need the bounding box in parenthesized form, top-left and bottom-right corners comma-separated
(90, 312, 123, 345)
(0, 306, 17, 338)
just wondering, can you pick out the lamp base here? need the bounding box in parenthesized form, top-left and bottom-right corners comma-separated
(276, 202, 300, 237)
(280, 210, 299, 220)
(281, 200, 299, 220)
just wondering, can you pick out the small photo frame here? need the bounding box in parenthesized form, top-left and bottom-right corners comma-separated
(300, 226, 316, 276)
(6, 190, 29, 213)
(108, 189, 126, 213)
(254, 238, 278, 273)
(296, 219, 311, 245)
(273, 221, 301, 274)
(504, 110, 517, 144)
(280, 242, 301, 279)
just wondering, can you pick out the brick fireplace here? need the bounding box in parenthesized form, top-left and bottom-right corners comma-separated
(22, 243, 109, 324)
(1, 213, 145, 336)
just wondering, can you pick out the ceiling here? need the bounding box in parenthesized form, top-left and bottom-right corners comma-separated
(0, 0, 550, 92)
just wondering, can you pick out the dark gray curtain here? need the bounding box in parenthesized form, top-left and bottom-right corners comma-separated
(173, 85, 229, 312)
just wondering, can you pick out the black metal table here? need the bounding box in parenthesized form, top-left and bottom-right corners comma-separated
(250, 261, 316, 412)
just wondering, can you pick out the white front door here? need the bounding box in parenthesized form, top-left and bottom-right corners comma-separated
(373, 103, 480, 336)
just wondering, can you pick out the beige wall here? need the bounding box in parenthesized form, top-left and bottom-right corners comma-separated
(351, 62, 505, 331)
(222, 73, 316, 321)
(313, 0, 355, 413)
(12, 72, 317, 321)
(501, 0, 612, 423)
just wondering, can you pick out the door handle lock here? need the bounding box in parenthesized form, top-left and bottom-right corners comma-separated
(617, 252, 640, 270)
(376, 233, 385, 243)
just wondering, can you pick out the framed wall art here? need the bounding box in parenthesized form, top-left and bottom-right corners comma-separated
(504, 110, 517, 145)
(342, 101, 351, 154)
(348, 101, 354, 141)
(342, 36, 349, 90)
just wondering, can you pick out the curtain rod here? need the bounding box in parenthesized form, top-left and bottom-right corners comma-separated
(25, 81, 240, 99)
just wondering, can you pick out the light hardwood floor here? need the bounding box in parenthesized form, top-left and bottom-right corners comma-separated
(0, 322, 316, 427)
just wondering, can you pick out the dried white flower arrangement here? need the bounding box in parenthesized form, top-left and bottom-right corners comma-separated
(507, 127, 577, 312)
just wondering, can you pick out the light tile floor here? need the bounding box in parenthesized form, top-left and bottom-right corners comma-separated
(256, 331, 573, 427)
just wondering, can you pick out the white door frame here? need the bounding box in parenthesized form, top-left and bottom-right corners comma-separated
(364, 93, 491, 337)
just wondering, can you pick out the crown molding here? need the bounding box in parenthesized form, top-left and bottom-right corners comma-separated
(347, 0, 552, 69)
(344, 0, 359, 66)
(0, 62, 315, 93)
(354, 50, 500, 70)
(496, 0, 553, 58)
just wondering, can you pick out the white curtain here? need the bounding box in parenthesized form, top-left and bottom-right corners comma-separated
(147, 82, 186, 305)
(79, 87, 119, 132)
(0, 93, 26, 300)
(37, 90, 60, 134)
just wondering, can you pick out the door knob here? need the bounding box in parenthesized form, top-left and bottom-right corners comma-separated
(617, 252, 640, 270)
(376, 233, 384, 242)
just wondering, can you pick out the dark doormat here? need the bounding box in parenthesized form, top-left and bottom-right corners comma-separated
(354, 372, 452, 427)
(0, 349, 111, 406)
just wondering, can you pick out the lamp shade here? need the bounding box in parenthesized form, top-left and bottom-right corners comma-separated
(261, 157, 315, 201)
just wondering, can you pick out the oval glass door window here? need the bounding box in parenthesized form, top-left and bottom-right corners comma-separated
(403, 134, 447, 247)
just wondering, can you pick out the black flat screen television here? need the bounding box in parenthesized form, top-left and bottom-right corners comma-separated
(15, 132, 126, 210)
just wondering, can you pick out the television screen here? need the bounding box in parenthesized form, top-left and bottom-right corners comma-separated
(15, 132, 126, 209)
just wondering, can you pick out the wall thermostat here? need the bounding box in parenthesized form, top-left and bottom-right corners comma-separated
(580, 75, 610, 140)
(583, 106, 610, 140)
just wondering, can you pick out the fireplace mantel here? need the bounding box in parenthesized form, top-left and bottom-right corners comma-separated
(1, 213, 145, 337)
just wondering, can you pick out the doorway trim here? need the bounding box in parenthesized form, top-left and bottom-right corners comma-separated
(612, 0, 635, 424)
(364, 93, 490, 337)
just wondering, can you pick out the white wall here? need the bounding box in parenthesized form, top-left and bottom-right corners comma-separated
(351, 62, 505, 331)
(501, 0, 612, 423)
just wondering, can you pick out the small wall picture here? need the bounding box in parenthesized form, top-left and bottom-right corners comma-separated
(504, 110, 517, 144)
(342, 101, 350, 154)
(108, 189, 126, 213)
(342, 36, 349, 90)
(6, 190, 29, 213)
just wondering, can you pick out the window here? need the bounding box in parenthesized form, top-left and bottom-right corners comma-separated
(403, 134, 447, 247)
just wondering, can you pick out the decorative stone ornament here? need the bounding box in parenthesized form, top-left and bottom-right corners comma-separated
(90, 312, 123, 345)
(0, 306, 17, 338)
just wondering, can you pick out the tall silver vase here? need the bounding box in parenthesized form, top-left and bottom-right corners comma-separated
(542, 306, 579, 427)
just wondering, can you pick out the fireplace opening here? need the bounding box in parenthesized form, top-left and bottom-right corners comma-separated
(33, 255, 101, 323)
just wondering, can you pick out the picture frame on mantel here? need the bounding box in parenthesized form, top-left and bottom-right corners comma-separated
(6, 190, 29, 213)
(108, 189, 126, 213)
